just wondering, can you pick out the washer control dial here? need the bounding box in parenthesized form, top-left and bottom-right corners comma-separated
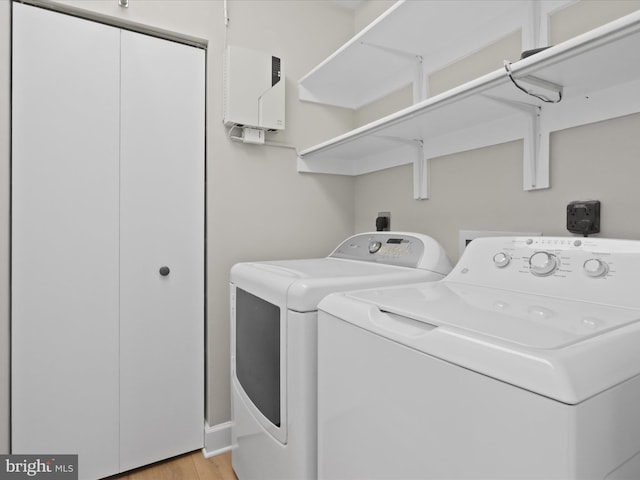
(583, 258, 609, 278)
(529, 251, 559, 277)
(492, 252, 511, 268)
(368, 240, 382, 254)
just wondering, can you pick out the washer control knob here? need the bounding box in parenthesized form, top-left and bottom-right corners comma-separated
(583, 258, 609, 278)
(492, 252, 511, 268)
(368, 240, 382, 254)
(529, 251, 558, 277)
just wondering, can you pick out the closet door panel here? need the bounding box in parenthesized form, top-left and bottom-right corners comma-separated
(119, 30, 205, 471)
(11, 4, 120, 479)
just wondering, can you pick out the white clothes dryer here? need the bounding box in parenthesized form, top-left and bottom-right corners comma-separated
(318, 236, 640, 480)
(230, 232, 451, 480)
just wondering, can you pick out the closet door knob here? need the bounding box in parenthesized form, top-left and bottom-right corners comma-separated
(159, 266, 170, 276)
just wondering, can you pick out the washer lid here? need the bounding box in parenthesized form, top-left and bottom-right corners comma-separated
(321, 282, 640, 404)
(350, 282, 640, 349)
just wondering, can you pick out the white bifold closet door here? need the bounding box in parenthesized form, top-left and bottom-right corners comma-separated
(11, 4, 204, 479)
(119, 28, 205, 472)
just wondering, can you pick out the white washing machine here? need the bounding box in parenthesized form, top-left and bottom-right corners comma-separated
(317, 236, 640, 480)
(230, 232, 452, 480)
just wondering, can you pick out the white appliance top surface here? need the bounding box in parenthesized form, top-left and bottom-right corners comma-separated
(230, 232, 451, 312)
(349, 282, 640, 350)
(319, 236, 640, 404)
(245, 257, 411, 279)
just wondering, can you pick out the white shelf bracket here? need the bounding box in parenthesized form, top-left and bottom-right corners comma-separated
(373, 135, 428, 200)
(524, 0, 579, 51)
(523, 107, 550, 191)
(413, 140, 429, 200)
(360, 41, 426, 103)
(522, 0, 542, 51)
(523, 0, 577, 51)
(413, 55, 426, 104)
(499, 61, 561, 190)
(483, 95, 550, 191)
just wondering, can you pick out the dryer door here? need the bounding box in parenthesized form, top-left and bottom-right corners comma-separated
(235, 287, 281, 426)
(231, 286, 287, 444)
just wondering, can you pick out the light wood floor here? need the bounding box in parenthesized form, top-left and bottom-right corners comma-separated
(108, 450, 237, 480)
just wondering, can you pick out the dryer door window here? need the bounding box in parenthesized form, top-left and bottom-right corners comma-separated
(235, 288, 281, 427)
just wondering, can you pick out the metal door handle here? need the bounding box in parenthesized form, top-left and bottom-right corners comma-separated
(159, 266, 170, 276)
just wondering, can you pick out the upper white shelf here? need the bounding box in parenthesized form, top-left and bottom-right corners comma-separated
(297, 9, 640, 198)
(298, 0, 570, 109)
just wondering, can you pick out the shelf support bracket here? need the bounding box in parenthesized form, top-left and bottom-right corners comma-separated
(373, 135, 428, 200)
(360, 41, 426, 103)
(483, 95, 550, 191)
(522, 0, 542, 51)
(413, 56, 426, 104)
(414, 140, 429, 200)
(523, 0, 577, 52)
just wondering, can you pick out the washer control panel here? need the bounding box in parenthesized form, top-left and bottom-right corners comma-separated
(330, 232, 452, 273)
(449, 236, 640, 308)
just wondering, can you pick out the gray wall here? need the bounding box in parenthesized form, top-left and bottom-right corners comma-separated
(0, 0, 356, 451)
(352, 1, 640, 262)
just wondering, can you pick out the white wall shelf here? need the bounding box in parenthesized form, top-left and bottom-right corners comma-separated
(297, 8, 640, 199)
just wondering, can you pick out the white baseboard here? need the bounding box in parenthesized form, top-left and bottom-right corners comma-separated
(202, 421, 232, 458)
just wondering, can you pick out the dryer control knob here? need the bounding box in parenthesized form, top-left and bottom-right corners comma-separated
(583, 258, 609, 278)
(492, 252, 511, 268)
(368, 240, 382, 254)
(529, 251, 558, 277)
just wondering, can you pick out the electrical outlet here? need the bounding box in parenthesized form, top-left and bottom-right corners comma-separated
(376, 212, 390, 231)
(567, 200, 600, 236)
